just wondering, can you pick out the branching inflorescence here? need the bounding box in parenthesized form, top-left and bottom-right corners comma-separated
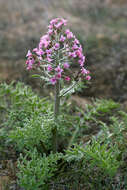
(25, 17, 91, 132)
(26, 18, 91, 85)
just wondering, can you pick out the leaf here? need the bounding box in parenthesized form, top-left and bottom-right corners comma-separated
(60, 82, 77, 97)
(40, 76, 49, 82)
(31, 74, 40, 78)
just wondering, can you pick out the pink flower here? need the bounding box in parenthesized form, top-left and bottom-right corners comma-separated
(47, 53, 51, 58)
(26, 50, 32, 57)
(54, 43, 60, 50)
(67, 32, 73, 39)
(63, 62, 70, 69)
(78, 60, 84, 67)
(56, 73, 61, 79)
(55, 66, 63, 73)
(26, 65, 32, 70)
(72, 44, 78, 50)
(60, 35, 66, 42)
(54, 30, 57, 35)
(65, 29, 74, 39)
(36, 49, 44, 56)
(86, 75, 91, 81)
(48, 25, 53, 29)
(65, 29, 70, 35)
(76, 50, 82, 58)
(50, 77, 57, 85)
(79, 46, 83, 52)
(46, 49, 52, 58)
(46, 49, 52, 54)
(80, 55, 85, 62)
(55, 22, 63, 29)
(39, 42, 43, 49)
(41, 34, 50, 41)
(43, 40, 50, 48)
(47, 65, 52, 72)
(61, 18, 67, 26)
(39, 40, 49, 49)
(40, 35, 50, 48)
(33, 48, 38, 53)
(81, 68, 89, 75)
(46, 57, 52, 62)
(26, 60, 29, 65)
(26, 58, 34, 65)
(78, 55, 85, 66)
(69, 52, 77, 58)
(74, 38, 79, 44)
(50, 18, 58, 25)
(65, 76, 71, 81)
(26, 58, 35, 70)
(48, 29, 53, 35)
(50, 18, 67, 28)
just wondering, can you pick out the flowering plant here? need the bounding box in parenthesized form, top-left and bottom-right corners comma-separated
(26, 18, 90, 82)
(25, 18, 91, 151)
(26, 18, 91, 117)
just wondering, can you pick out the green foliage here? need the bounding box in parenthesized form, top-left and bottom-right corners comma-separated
(86, 99, 120, 117)
(94, 99, 120, 114)
(9, 115, 53, 151)
(65, 139, 119, 177)
(18, 149, 62, 190)
(0, 81, 53, 156)
(1, 82, 127, 189)
(0, 82, 52, 129)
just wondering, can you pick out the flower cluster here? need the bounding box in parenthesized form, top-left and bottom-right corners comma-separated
(26, 18, 91, 85)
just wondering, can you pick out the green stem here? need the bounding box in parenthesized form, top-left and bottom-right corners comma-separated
(53, 80, 60, 153)
(54, 80, 60, 118)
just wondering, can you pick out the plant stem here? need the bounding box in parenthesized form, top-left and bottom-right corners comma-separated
(53, 80, 60, 153)
(54, 80, 60, 118)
